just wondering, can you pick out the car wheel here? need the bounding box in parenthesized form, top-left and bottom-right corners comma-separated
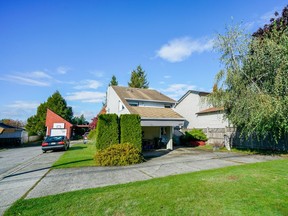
(43, 150, 46, 153)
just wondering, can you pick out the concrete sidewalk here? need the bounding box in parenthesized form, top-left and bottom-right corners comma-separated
(26, 148, 280, 199)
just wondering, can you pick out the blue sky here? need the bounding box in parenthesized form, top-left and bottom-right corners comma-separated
(0, 0, 286, 122)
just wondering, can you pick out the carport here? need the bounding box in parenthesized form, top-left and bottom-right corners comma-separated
(141, 117, 184, 150)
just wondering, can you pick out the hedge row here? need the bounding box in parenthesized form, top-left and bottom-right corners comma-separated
(95, 114, 142, 151)
(120, 114, 142, 151)
(95, 114, 119, 150)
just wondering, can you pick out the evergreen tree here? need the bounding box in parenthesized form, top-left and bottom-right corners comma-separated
(109, 75, 118, 86)
(128, 65, 149, 88)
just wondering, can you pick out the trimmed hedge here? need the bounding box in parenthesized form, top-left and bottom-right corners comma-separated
(95, 114, 119, 150)
(120, 114, 142, 151)
(94, 143, 144, 166)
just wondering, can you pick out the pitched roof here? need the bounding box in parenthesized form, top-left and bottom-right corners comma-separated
(197, 107, 224, 114)
(176, 90, 210, 106)
(0, 122, 17, 129)
(46, 109, 73, 127)
(112, 86, 175, 103)
(129, 106, 184, 119)
(111, 86, 183, 120)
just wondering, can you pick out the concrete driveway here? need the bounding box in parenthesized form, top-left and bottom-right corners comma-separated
(25, 148, 280, 199)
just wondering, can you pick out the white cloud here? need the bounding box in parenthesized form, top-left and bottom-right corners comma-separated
(90, 71, 104, 78)
(66, 91, 106, 103)
(0, 101, 40, 121)
(73, 110, 97, 121)
(160, 83, 197, 100)
(6, 101, 39, 109)
(0, 70, 54, 87)
(28, 71, 52, 79)
(73, 80, 103, 90)
(3, 75, 50, 86)
(156, 37, 214, 63)
(57, 66, 71, 74)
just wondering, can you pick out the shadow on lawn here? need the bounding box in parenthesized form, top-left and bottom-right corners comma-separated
(69, 146, 87, 151)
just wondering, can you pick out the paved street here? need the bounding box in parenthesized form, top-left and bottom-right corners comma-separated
(0, 147, 64, 215)
(0, 146, 42, 179)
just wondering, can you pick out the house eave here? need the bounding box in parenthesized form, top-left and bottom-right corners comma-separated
(141, 117, 185, 121)
(125, 98, 175, 104)
(140, 118, 185, 127)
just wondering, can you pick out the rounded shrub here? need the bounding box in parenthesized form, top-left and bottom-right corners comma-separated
(94, 143, 144, 166)
(185, 129, 208, 141)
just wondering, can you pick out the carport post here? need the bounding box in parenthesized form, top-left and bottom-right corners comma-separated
(167, 126, 173, 150)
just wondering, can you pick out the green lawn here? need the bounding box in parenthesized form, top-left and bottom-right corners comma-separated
(5, 158, 288, 216)
(52, 142, 97, 168)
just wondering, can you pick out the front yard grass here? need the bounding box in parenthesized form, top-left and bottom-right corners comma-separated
(52, 142, 97, 168)
(5, 158, 288, 216)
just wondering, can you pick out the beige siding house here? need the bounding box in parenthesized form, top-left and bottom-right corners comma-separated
(106, 86, 184, 150)
(174, 90, 229, 143)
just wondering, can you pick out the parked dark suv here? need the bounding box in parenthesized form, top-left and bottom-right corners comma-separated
(42, 136, 70, 153)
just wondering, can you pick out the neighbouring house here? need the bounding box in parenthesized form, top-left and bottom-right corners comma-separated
(106, 86, 185, 150)
(0, 122, 28, 146)
(174, 90, 231, 144)
(45, 109, 73, 139)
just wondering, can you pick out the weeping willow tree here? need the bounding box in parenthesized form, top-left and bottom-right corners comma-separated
(210, 6, 288, 142)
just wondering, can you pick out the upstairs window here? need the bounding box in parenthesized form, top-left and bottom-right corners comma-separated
(128, 102, 139, 107)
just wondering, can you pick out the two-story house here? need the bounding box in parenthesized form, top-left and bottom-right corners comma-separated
(106, 86, 184, 150)
(174, 90, 230, 143)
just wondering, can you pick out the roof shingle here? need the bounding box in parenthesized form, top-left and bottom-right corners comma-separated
(112, 86, 175, 102)
(130, 106, 184, 119)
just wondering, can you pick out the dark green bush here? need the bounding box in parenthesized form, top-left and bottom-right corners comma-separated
(120, 114, 142, 151)
(95, 114, 119, 150)
(185, 129, 208, 141)
(94, 143, 144, 166)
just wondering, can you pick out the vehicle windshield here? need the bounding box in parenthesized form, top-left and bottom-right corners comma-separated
(45, 136, 65, 142)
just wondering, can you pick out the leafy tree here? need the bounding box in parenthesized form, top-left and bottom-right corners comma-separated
(109, 75, 118, 86)
(46, 91, 73, 122)
(89, 116, 98, 130)
(210, 6, 288, 142)
(26, 91, 73, 136)
(128, 65, 149, 88)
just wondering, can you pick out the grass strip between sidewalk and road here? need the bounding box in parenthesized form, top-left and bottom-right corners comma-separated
(52, 142, 97, 169)
(5, 158, 288, 216)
